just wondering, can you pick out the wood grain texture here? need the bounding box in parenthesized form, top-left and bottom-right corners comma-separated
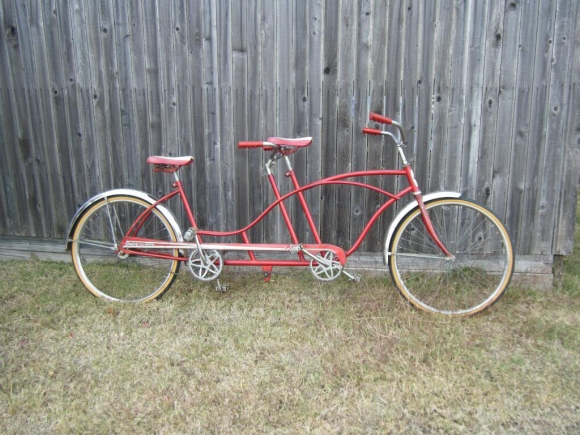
(0, 0, 577, 260)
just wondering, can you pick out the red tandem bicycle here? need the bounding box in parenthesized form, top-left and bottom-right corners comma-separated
(67, 113, 514, 316)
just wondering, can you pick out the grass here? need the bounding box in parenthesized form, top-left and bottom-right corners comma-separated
(1, 209, 579, 433)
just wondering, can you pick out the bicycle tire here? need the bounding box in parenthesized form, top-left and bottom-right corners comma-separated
(388, 198, 514, 317)
(71, 195, 181, 302)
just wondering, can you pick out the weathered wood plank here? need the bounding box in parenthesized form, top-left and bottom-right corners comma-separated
(399, 0, 420, 189)
(0, 12, 24, 235)
(25, 1, 58, 236)
(475, 0, 504, 209)
(335, 0, 356, 249)
(320, 0, 339, 246)
(382, 0, 405, 221)
(553, 82, 579, 255)
(305, 0, 324, 243)
(216, 0, 234, 235)
(413, 0, 436, 193)
(44, 0, 78, 230)
(461, 0, 489, 199)
(430, 0, 455, 193)
(5, 0, 44, 236)
(444, 1, 468, 194)
(0, 88, 12, 235)
(245, 0, 264, 244)
(70, 0, 102, 198)
(490, 0, 522, 224)
(166, 0, 190, 225)
(519, 0, 557, 254)
(532, 0, 575, 255)
(232, 0, 249, 239)
(187, 0, 208, 230)
(156, 1, 178, 158)
(505, 0, 541, 251)
(275, 0, 297, 244)
(96, 0, 125, 193)
(547, 2, 580, 255)
(141, 0, 162, 196)
(112, 0, 137, 190)
(349, 0, 372, 250)
(83, 0, 114, 195)
(260, 0, 279, 244)
(363, 0, 389, 253)
(292, 0, 311, 243)
(554, 0, 580, 255)
(199, 0, 221, 232)
(125, 0, 148, 191)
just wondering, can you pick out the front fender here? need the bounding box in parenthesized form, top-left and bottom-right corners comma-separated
(383, 191, 462, 265)
(65, 189, 183, 251)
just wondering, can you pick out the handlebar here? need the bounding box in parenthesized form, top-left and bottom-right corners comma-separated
(369, 113, 393, 125)
(364, 112, 408, 145)
(362, 127, 383, 135)
(238, 141, 275, 151)
(238, 141, 265, 148)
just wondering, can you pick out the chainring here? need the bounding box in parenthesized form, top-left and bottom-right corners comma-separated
(309, 250, 343, 281)
(188, 249, 223, 281)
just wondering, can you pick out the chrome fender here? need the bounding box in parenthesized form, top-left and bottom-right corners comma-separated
(383, 191, 462, 265)
(65, 189, 183, 251)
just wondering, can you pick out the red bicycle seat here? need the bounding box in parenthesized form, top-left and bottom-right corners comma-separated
(267, 137, 312, 147)
(266, 137, 312, 155)
(147, 156, 194, 173)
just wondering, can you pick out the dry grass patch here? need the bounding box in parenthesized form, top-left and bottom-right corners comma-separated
(1, 250, 579, 433)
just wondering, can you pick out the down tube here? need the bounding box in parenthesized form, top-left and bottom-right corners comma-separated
(345, 187, 412, 256)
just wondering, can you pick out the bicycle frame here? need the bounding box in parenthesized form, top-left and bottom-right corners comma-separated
(119, 159, 449, 264)
(117, 114, 452, 276)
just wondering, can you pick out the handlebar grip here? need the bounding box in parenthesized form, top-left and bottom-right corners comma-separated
(362, 127, 383, 135)
(369, 113, 393, 125)
(238, 141, 265, 149)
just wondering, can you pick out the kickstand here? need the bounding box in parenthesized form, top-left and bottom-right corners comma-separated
(262, 266, 273, 282)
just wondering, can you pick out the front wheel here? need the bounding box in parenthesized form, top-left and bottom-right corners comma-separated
(71, 195, 181, 302)
(388, 198, 514, 317)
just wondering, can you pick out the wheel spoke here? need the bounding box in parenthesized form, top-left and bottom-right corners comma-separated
(71, 196, 180, 302)
(389, 199, 513, 316)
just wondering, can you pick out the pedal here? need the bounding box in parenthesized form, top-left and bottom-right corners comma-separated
(342, 270, 361, 282)
(214, 279, 228, 292)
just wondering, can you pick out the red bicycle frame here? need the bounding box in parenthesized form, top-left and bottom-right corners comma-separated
(119, 113, 452, 278)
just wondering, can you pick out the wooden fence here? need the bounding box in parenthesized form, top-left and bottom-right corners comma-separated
(0, 0, 579, 258)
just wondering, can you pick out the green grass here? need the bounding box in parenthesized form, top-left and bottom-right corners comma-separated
(1, 209, 580, 433)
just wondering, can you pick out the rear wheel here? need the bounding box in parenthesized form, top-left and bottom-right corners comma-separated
(388, 198, 514, 316)
(71, 195, 181, 302)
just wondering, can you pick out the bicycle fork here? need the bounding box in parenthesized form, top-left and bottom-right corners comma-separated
(403, 165, 453, 259)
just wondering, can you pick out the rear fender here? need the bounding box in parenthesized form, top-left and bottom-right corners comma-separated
(65, 189, 183, 251)
(383, 191, 462, 265)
